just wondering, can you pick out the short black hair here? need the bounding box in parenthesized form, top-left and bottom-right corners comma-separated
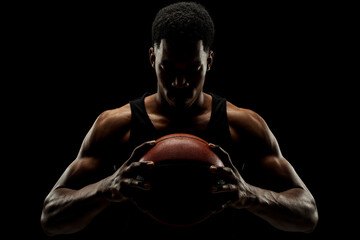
(151, 1, 215, 51)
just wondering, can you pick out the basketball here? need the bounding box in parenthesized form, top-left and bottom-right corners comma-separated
(137, 133, 226, 227)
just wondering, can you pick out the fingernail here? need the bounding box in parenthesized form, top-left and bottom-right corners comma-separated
(208, 143, 216, 148)
(147, 161, 154, 168)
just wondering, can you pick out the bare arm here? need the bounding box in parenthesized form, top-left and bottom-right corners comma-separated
(40, 104, 153, 236)
(40, 157, 113, 235)
(235, 156, 318, 232)
(212, 103, 318, 233)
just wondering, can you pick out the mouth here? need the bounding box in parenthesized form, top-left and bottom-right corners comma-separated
(168, 89, 193, 101)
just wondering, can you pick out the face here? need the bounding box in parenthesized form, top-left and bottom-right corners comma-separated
(150, 39, 213, 110)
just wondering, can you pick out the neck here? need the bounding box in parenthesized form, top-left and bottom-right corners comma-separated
(155, 92, 207, 118)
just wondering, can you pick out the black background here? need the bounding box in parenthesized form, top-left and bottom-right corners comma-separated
(6, 0, 356, 238)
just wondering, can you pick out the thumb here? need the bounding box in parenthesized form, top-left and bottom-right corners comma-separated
(113, 140, 156, 170)
(208, 143, 236, 170)
(126, 140, 156, 165)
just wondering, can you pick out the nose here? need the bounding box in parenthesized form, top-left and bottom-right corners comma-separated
(171, 75, 190, 88)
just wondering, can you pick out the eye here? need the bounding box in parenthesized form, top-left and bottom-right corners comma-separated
(160, 63, 173, 73)
(195, 65, 202, 72)
(187, 65, 202, 74)
(160, 64, 166, 71)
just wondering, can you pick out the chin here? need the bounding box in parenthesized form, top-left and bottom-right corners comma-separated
(168, 97, 193, 110)
(161, 90, 196, 110)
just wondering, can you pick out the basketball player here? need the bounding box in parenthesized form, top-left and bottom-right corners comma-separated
(41, 2, 318, 239)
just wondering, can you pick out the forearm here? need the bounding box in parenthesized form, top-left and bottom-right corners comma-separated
(41, 181, 111, 236)
(236, 185, 318, 233)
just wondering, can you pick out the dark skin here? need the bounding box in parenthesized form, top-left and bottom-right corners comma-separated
(41, 39, 318, 236)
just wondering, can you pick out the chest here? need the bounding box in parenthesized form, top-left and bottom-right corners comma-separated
(147, 111, 212, 132)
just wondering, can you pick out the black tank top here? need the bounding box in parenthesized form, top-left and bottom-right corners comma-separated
(128, 92, 233, 153)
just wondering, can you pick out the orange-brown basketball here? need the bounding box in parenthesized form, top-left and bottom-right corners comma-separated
(138, 133, 226, 227)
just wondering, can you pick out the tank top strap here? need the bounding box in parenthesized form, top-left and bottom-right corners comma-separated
(205, 92, 232, 151)
(129, 93, 158, 149)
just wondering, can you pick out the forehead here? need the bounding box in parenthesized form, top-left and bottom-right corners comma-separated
(156, 39, 207, 63)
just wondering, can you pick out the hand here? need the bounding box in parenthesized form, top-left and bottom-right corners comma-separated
(102, 140, 155, 208)
(208, 143, 251, 210)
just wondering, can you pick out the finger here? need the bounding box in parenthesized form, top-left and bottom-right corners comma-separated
(209, 165, 237, 183)
(211, 183, 237, 194)
(122, 161, 154, 178)
(211, 200, 231, 214)
(208, 143, 234, 168)
(121, 178, 152, 191)
(126, 140, 156, 164)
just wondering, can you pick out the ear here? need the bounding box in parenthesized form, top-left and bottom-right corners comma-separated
(149, 47, 156, 68)
(207, 50, 214, 71)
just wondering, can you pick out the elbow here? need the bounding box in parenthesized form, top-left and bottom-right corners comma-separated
(40, 196, 60, 236)
(40, 200, 66, 236)
(297, 189, 319, 233)
(40, 211, 57, 236)
(40, 210, 74, 236)
(303, 204, 319, 233)
(295, 194, 318, 233)
(282, 196, 319, 233)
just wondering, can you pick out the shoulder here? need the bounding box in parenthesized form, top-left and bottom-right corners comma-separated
(226, 101, 269, 141)
(226, 101, 281, 156)
(95, 104, 132, 129)
(226, 101, 262, 122)
(91, 103, 132, 143)
(78, 104, 132, 158)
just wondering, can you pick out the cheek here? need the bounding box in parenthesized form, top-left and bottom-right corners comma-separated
(192, 70, 207, 88)
(156, 72, 171, 98)
(156, 72, 171, 90)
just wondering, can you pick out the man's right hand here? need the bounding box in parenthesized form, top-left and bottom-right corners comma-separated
(101, 140, 156, 204)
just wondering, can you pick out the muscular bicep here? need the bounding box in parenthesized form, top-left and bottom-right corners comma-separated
(251, 155, 308, 192)
(53, 156, 105, 190)
(53, 130, 113, 190)
(246, 117, 307, 192)
(242, 123, 306, 192)
(227, 104, 307, 192)
(53, 106, 132, 190)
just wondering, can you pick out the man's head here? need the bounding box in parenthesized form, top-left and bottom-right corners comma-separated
(151, 1, 215, 52)
(150, 2, 215, 110)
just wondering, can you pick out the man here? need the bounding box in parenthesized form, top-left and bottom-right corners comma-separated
(41, 2, 318, 239)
